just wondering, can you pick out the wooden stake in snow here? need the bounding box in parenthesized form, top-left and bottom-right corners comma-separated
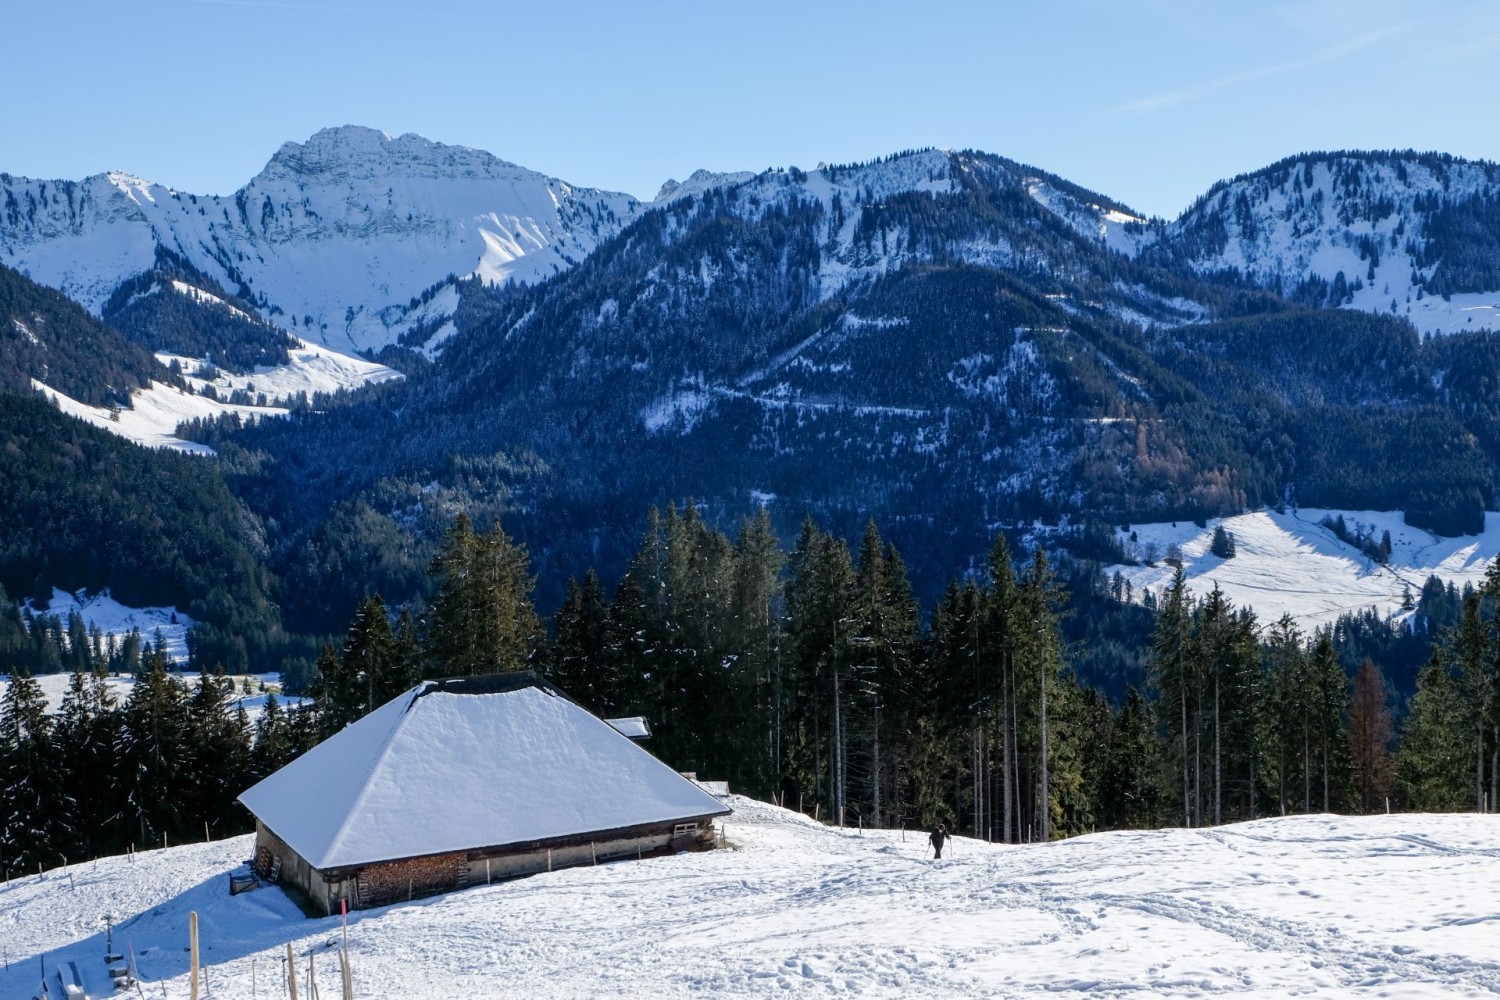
(547, 848, 553, 872)
(188, 911, 200, 1000)
(591, 842, 597, 865)
(286, 943, 299, 1000)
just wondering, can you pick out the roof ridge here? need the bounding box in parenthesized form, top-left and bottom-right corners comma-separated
(318, 683, 429, 868)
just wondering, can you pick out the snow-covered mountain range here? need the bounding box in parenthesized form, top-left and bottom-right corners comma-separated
(0, 126, 643, 353)
(7, 134, 1500, 365)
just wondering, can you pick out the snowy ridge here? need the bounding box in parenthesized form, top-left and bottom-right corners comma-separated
(1024, 177, 1148, 256)
(0, 126, 643, 352)
(1108, 508, 1500, 627)
(655, 168, 757, 204)
(1158, 154, 1500, 335)
(4, 800, 1500, 997)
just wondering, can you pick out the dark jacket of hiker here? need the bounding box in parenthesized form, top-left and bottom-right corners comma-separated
(929, 825, 949, 858)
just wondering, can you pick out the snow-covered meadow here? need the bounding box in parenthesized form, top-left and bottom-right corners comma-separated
(32, 336, 400, 456)
(3, 798, 1498, 998)
(1107, 508, 1500, 627)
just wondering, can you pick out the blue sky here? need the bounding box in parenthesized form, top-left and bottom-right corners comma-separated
(5, 0, 1498, 218)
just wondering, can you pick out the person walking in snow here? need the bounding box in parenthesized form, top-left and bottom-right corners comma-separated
(929, 824, 949, 859)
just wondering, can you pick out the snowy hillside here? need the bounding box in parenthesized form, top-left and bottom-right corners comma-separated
(4, 798, 1498, 998)
(21, 587, 194, 659)
(1151, 153, 1500, 336)
(1107, 508, 1500, 627)
(32, 336, 398, 454)
(0, 127, 642, 352)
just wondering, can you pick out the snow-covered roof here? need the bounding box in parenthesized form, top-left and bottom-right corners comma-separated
(237, 674, 729, 871)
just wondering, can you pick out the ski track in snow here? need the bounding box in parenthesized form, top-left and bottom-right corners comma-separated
(3, 801, 1499, 998)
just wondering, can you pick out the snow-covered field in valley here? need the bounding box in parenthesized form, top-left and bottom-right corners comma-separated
(1108, 508, 1500, 627)
(4, 799, 1499, 998)
(31, 338, 399, 455)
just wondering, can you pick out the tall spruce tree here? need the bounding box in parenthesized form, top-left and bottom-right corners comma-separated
(785, 519, 856, 820)
(729, 508, 785, 798)
(1398, 651, 1470, 810)
(115, 654, 189, 849)
(426, 514, 542, 677)
(0, 668, 74, 874)
(54, 668, 120, 858)
(185, 666, 250, 840)
(1348, 659, 1395, 813)
(1149, 568, 1195, 826)
(549, 570, 617, 714)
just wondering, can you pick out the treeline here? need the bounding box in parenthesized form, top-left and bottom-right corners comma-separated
(289, 506, 1500, 837)
(0, 657, 312, 876)
(7, 506, 1500, 879)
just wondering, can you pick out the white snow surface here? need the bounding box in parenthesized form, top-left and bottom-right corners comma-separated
(0, 126, 643, 352)
(238, 681, 729, 871)
(5, 803, 1500, 998)
(1108, 508, 1500, 627)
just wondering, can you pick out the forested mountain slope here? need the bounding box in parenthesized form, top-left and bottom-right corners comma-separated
(203, 149, 1500, 627)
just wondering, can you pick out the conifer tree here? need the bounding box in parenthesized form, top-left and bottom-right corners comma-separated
(1348, 659, 1395, 813)
(344, 594, 405, 712)
(1453, 592, 1491, 811)
(784, 519, 856, 820)
(848, 521, 917, 827)
(115, 653, 189, 849)
(1016, 547, 1067, 840)
(0, 668, 74, 874)
(982, 534, 1020, 843)
(185, 666, 249, 839)
(1398, 652, 1470, 810)
(1150, 567, 1195, 826)
(550, 571, 617, 711)
(1261, 615, 1307, 815)
(427, 514, 541, 677)
(1307, 631, 1351, 812)
(730, 509, 785, 797)
(251, 691, 293, 781)
(55, 667, 120, 857)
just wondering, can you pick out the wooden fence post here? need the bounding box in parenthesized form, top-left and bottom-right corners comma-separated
(188, 911, 200, 1000)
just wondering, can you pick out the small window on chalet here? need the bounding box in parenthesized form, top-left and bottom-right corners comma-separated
(672, 822, 699, 837)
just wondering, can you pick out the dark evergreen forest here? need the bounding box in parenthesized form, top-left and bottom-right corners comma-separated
(4, 507, 1496, 879)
